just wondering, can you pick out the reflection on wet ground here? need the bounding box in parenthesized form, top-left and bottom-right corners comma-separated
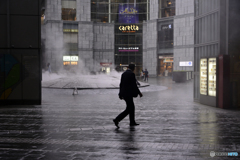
(0, 77, 240, 159)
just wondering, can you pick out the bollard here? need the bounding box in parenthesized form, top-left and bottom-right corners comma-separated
(72, 87, 78, 95)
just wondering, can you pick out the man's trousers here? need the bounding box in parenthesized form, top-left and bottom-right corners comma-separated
(115, 96, 136, 124)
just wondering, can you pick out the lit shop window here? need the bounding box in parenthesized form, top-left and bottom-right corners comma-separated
(62, 0, 76, 21)
(200, 59, 207, 95)
(208, 58, 216, 97)
(63, 61, 78, 65)
(71, 62, 78, 65)
(63, 61, 71, 65)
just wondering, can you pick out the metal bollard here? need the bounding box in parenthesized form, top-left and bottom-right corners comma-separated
(72, 87, 78, 95)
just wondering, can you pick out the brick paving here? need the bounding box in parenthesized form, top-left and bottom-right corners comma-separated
(0, 77, 240, 159)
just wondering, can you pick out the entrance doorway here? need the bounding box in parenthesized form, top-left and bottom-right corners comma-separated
(158, 56, 173, 76)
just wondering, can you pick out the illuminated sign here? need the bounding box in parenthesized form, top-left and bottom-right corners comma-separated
(159, 56, 173, 59)
(118, 47, 139, 52)
(119, 25, 139, 33)
(161, 24, 172, 30)
(71, 56, 78, 61)
(63, 56, 70, 61)
(179, 61, 193, 66)
(163, 58, 173, 63)
(63, 56, 78, 62)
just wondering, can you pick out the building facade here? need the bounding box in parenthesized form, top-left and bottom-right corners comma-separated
(194, 0, 240, 108)
(42, 0, 194, 77)
(0, 0, 41, 105)
(42, 0, 115, 74)
(143, 0, 194, 77)
(91, 0, 149, 75)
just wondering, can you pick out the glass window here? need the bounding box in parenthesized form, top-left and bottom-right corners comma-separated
(95, 14, 109, 23)
(63, 23, 78, 52)
(111, 4, 119, 14)
(161, 0, 175, 8)
(92, 2, 109, 13)
(159, 0, 175, 18)
(92, 0, 149, 23)
(62, 0, 76, 21)
(160, 8, 175, 18)
(158, 23, 173, 49)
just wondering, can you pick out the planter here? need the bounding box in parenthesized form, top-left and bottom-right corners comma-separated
(173, 71, 187, 83)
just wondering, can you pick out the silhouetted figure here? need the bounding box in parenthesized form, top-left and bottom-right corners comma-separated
(144, 69, 148, 82)
(47, 63, 51, 73)
(113, 64, 143, 128)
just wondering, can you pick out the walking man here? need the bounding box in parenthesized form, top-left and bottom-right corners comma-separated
(113, 64, 143, 128)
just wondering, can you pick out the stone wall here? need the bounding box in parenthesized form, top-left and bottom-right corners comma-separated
(173, 0, 194, 71)
(76, 0, 91, 21)
(93, 23, 114, 69)
(78, 22, 94, 71)
(150, 0, 159, 20)
(143, 20, 158, 76)
(45, 0, 61, 21)
(44, 22, 63, 71)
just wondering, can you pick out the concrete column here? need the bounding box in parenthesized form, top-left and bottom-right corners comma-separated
(173, 0, 194, 71)
(150, 0, 158, 20)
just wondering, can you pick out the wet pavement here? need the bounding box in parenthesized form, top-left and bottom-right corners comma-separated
(1, 77, 240, 160)
(42, 74, 149, 89)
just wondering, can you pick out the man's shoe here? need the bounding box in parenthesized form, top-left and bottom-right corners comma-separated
(130, 123, 140, 126)
(113, 119, 119, 128)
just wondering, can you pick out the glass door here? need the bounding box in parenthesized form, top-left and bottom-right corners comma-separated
(208, 58, 216, 96)
(200, 59, 207, 95)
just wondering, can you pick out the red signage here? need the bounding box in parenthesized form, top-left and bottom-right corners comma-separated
(100, 63, 112, 67)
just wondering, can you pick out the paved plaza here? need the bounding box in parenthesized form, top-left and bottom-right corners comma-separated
(42, 73, 149, 89)
(0, 76, 240, 160)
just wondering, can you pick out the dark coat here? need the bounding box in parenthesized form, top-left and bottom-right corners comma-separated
(119, 69, 140, 98)
(144, 70, 148, 76)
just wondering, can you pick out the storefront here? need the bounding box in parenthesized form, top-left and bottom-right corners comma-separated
(91, 1, 150, 76)
(157, 18, 174, 77)
(114, 23, 144, 76)
(158, 55, 173, 76)
(100, 62, 112, 74)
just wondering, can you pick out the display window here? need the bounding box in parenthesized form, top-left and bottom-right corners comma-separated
(200, 58, 207, 95)
(208, 58, 216, 96)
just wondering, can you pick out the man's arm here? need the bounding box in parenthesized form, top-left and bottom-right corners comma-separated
(118, 74, 123, 100)
(132, 73, 143, 97)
